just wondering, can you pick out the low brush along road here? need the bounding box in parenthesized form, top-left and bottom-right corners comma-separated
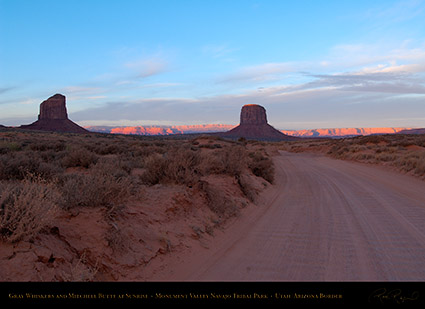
(167, 151, 425, 281)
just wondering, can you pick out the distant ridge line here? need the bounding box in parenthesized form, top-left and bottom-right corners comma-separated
(85, 125, 416, 138)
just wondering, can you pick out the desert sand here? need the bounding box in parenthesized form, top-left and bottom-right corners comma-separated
(151, 151, 425, 281)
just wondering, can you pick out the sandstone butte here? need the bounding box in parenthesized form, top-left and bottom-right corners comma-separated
(219, 104, 298, 141)
(21, 94, 88, 134)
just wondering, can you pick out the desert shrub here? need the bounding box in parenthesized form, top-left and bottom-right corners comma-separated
(376, 153, 398, 162)
(395, 156, 417, 172)
(0, 152, 63, 180)
(59, 169, 132, 209)
(199, 181, 239, 218)
(221, 146, 247, 177)
(236, 174, 257, 202)
(199, 143, 223, 149)
(327, 145, 340, 156)
(29, 141, 66, 152)
(0, 141, 22, 153)
(163, 147, 201, 185)
(200, 146, 247, 177)
(0, 153, 38, 180)
(89, 142, 126, 155)
(248, 152, 275, 183)
(62, 147, 98, 168)
(140, 153, 167, 185)
(414, 155, 425, 176)
(93, 157, 131, 178)
(199, 150, 225, 175)
(140, 147, 201, 186)
(0, 178, 59, 242)
(337, 147, 350, 157)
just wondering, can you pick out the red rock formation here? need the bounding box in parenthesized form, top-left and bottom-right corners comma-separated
(240, 104, 268, 125)
(221, 104, 297, 141)
(38, 94, 68, 120)
(21, 94, 88, 134)
(97, 124, 235, 135)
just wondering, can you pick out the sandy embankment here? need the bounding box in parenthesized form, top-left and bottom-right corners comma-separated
(0, 144, 267, 281)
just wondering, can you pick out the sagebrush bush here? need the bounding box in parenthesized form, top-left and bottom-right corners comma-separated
(59, 171, 131, 209)
(140, 153, 167, 185)
(198, 181, 239, 218)
(199, 146, 246, 177)
(140, 146, 201, 186)
(62, 147, 98, 168)
(164, 147, 201, 185)
(0, 177, 59, 242)
(248, 152, 275, 183)
(0, 151, 63, 180)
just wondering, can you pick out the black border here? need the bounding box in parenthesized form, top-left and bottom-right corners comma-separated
(2, 281, 424, 305)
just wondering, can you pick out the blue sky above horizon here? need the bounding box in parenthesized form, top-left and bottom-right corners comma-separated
(1, 0, 425, 130)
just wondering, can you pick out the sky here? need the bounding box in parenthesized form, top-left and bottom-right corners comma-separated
(1, 0, 425, 130)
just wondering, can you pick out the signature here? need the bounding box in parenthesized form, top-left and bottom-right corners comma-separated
(369, 288, 420, 304)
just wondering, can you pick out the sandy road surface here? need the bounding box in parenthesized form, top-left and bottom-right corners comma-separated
(164, 151, 425, 281)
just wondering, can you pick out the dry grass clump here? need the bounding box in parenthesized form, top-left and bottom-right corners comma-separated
(0, 176, 59, 242)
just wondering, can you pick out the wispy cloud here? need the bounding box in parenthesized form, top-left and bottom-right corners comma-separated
(202, 44, 237, 61)
(365, 0, 425, 24)
(218, 62, 295, 84)
(60, 86, 105, 95)
(0, 87, 15, 95)
(124, 56, 169, 79)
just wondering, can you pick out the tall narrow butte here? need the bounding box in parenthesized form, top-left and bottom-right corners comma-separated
(38, 93, 68, 120)
(21, 94, 88, 134)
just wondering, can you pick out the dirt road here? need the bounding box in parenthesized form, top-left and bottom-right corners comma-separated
(164, 151, 425, 281)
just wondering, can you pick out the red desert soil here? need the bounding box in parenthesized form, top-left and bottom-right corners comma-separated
(151, 151, 425, 281)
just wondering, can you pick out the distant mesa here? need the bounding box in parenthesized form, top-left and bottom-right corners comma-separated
(282, 127, 413, 138)
(397, 128, 425, 135)
(21, 94, 88, 134)
(220, 104, 297, 141)
(86, 124, 235, 135)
